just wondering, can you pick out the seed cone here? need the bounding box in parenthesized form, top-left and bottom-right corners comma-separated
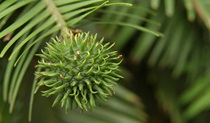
(35, 31, 123, 112)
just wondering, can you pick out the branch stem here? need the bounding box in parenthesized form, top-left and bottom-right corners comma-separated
(43, 0, 68, 31)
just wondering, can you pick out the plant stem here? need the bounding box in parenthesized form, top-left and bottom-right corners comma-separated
(43, 0, 68, 31)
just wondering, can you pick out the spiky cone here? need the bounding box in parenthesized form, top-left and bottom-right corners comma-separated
(34, 31, 123, 112)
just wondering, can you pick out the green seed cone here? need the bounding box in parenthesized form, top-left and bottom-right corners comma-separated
(35, 31, 123, 111)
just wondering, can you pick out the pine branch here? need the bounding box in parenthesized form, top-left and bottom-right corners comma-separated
(43, 0, 68, 31)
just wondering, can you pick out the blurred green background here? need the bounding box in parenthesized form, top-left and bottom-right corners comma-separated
(0, 0, 210, 123)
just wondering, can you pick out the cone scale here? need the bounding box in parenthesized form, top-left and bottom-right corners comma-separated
(35, 30, 123, 112)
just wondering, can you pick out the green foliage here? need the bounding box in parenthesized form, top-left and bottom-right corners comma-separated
(0, 0, 148, 123)
(0, 0, 210, 123)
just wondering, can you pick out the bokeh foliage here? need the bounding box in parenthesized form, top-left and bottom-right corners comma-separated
(0, 0, 210, 123)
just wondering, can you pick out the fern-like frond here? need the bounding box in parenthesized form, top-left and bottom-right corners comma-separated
(127, 1, 210, 122)
(0, 0, 166, 122)
(150, 0, 210, 30)
(128, 5, 197, 79)
(0, 0, 131, 119)
(180, 53, 210, 120)
(82, 0, 162, 51)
